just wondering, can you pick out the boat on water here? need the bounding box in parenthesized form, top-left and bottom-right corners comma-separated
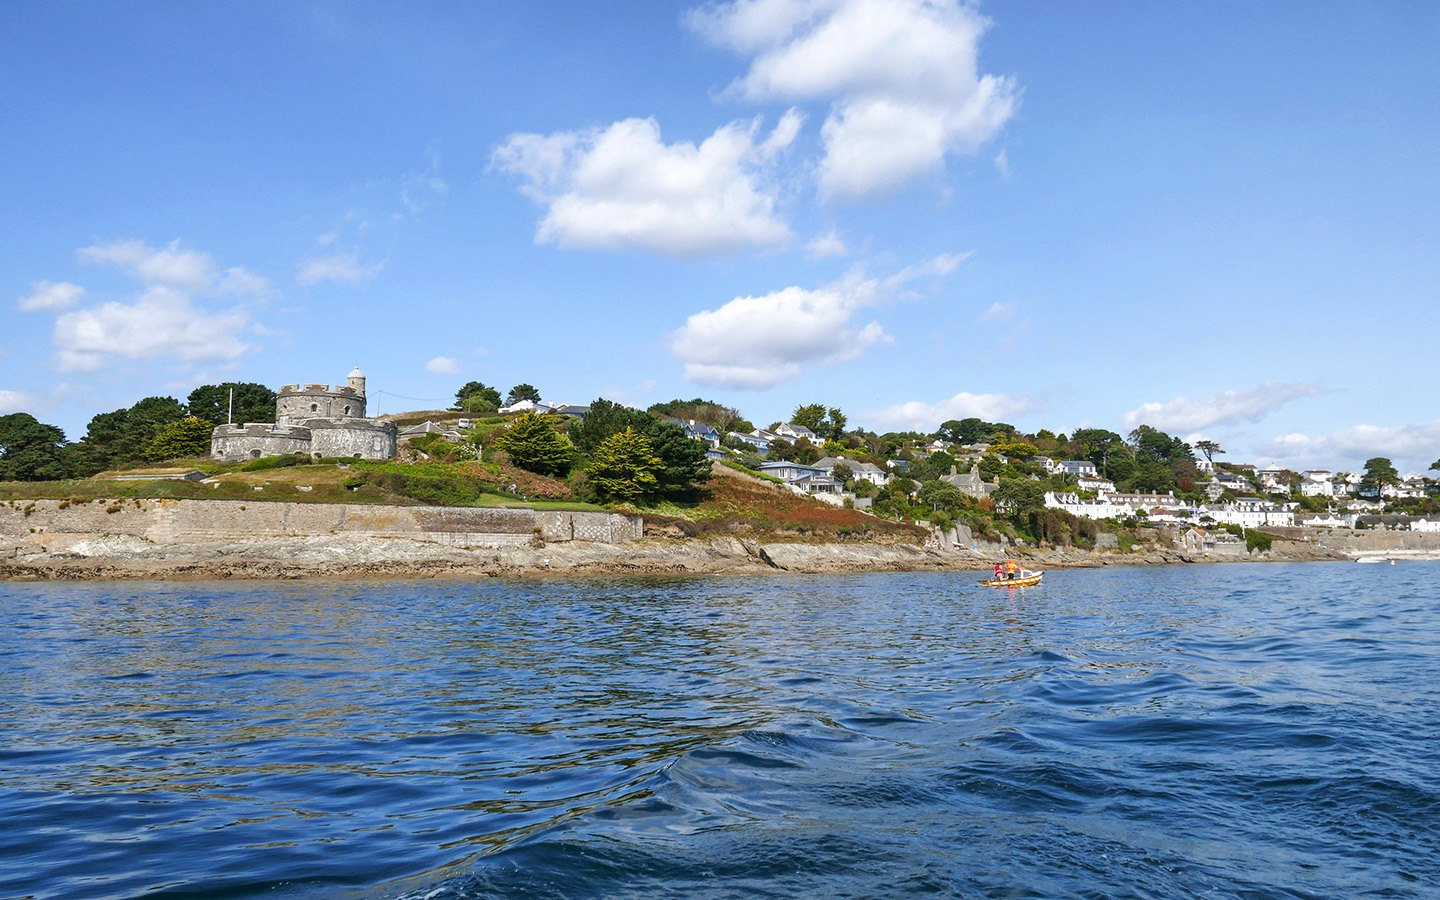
(979, 571, 1043, 587)
(1356, 556, 1395, 565)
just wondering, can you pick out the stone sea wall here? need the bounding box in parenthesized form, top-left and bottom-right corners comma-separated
(0, 498, 641, 557)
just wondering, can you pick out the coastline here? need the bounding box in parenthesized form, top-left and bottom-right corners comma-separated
(0, 531, 1361, 583)
(8, 496, 1435, 582)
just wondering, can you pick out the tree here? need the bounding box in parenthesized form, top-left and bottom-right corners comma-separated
(646, 398, 746, 432)
(993, 477, 1046, 515)
(1194, 440, 1224, 464)
(587, 427, 664, 504)
(144, 417, 214, 461)
(507, 383, 541, 405)
(493, 412, 572, 477)
(0, 413, 70, 481)
(634, 417, 712, 501)
(1360, 457, 1399, 497)
(70, 396, 187, 475)
(454, 381, 502, 414)
(917, 479, 964, 513)
(790, 403, 848, 441)
(571, 398, 648, 456)
(186, 382, 276, 426)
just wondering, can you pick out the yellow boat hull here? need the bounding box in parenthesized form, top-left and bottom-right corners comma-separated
(978, 573, 1043, 587)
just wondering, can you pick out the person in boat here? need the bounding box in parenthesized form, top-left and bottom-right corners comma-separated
(994, 563, 1005, 582)
(1005, 559, 1019, 580)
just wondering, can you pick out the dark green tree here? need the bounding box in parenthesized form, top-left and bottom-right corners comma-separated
(790, 403, 847, 441)
(0, 413, 71, 481)
(454, 381, 502, 414)
(492, 411, 572, 477)
(635, 417, 712, 501)
(993, 477, 1046, 515)
(144, 416, 215, 461)
(1360, 457, 1399, 497)
(587, 427, 663, 504)
(506, 383, 541, 405)
(70, 396, 187, 475)
(917, 479, 964, 513)
(571, 398, 649, 456)
(495, 408, 573, 475)
(186, 382, 276, 426)
(1194, 439, 1224, 464)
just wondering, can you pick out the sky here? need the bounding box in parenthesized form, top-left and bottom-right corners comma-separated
(3, 1, 1439, 473)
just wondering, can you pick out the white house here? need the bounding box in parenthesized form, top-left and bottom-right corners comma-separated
(1203, 498, 1295, 528)
(499, 399, 553, 415)
(813, 455, 890, 487)
(1044, 491, 1131, 521)
(1076, 475, 1117, 494)
(1057, 460, 1099, 478)
(774, 423, 818, 442)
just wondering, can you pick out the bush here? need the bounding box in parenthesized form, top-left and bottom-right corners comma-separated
(238, 453, 309, 472)
(1246, 530, 1273, 553)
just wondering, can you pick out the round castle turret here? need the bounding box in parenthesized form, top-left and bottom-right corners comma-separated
(275, 382, 366, 424)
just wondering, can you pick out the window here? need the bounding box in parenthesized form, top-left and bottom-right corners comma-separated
(311, 403, 318, 412)
(343, 405, 351, 415)
(250, 449, 261, 459)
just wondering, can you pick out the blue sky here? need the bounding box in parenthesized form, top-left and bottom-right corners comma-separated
(4, 1, 1438, 472)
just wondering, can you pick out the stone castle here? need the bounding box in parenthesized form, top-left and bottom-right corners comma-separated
(210, 368, 398, 462)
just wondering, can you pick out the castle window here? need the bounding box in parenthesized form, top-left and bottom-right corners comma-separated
(343, 405, 351, 415)
(250, 450, 262, 459)
(311, 403, 318, 412)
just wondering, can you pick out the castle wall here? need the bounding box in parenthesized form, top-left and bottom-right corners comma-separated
(306, 420, 398, 460)
(211, 424, 313, 461)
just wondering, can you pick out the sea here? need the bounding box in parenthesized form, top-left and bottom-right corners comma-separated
(1, 563, 1437, 899)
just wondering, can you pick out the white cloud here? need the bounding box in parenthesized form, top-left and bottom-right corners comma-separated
(296, 251, 383, 286)
(78, 239, 269, 296)
(19, 281, 85, 311)
(805, 230, 848, 258)
(425, 356, 459, 375)
(53, 285, 251, 373)
(978, 301, 1012, 323)
(1262, 422, 1440, 473)
(866, 390, 1046, 433)
(670, 254, 957, 389)
(690, 0, 1017, 199)
(671, 274, 888, 389)
(0, 389, 34, 413)
(1122, 383, 1326, 433)
(492, 113, 800, 256)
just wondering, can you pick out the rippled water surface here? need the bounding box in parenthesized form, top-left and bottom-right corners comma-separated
(2, 563, 1438, 898)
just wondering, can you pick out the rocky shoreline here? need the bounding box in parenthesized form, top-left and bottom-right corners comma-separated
(1, 532, 1361, 582)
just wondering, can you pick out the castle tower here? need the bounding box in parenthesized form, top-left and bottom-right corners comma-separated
(347, 366, 366, 397)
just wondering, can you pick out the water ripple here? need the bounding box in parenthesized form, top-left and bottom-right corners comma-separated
(2, 564, 1439, 897)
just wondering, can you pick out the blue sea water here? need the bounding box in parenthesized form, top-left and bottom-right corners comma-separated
(1, 563, 1437, 899)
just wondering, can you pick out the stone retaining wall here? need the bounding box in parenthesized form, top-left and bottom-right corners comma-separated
(0, 499, 641, 555)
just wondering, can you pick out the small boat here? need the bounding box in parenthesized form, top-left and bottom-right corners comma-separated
(979, 571, 1043, 587)
(1356, 556, 1393, 565)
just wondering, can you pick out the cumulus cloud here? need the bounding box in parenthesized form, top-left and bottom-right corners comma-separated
(53, 285, 251, 373)
(671, 254, 957, 388)
(1262, 421, 1440, 473)
(1122, 383, 1327, 433)
(0, 389, 34, 413)
(690, 0, 1017, 199)
(18, 281, 85, 311)
(866, 390, 1046, 433)
(297, 251, 383, 286)
(672, 278, 888, 389)
(492, 113, 800, 256)
(425, 356, 459, 375)
(78, 239, 269, 296)
(806, 229, 849, 259)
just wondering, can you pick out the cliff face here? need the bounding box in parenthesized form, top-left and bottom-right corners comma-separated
(5, 497, 1420, 582)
